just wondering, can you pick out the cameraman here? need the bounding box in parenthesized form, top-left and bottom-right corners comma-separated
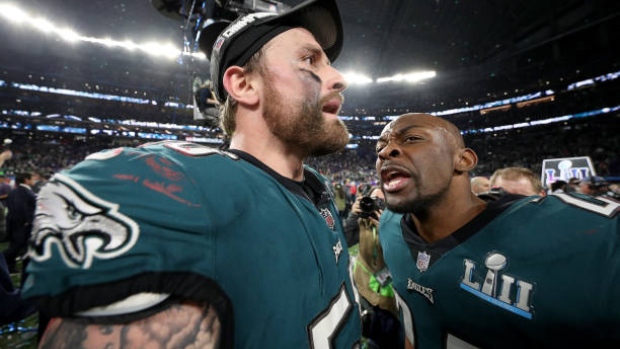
(347, 186, 402, 348)
(343, 183, 371, 247)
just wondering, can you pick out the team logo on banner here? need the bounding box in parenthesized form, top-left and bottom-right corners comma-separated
(416, 251, 431, 272)
(541, 156, 596, 188)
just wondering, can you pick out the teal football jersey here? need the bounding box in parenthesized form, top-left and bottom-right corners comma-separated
(23, 141, 361, 348)
(380, 194, 620, 348)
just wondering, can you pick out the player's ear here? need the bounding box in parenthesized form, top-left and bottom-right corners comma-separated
(222, 66, 259, 106)
(456, 148, 478, 173)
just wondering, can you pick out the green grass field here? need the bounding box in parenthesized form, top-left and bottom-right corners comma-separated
(0, 241, 39, 349)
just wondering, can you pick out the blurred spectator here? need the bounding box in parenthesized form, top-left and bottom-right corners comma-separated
(470, 176, 490, 195)
(490, 167, 546, 196)
(0, 174, 10, 243)
(194, 79, 220, 128)
(0, 174, 10, 204)
(2, 172, 36, 274)
(333, 182, 350, 220)
(577, 176, 610, 198)
(349, 186, 401, 349)
(567, 177, 581, 193)
(0, 253, 37, 325)
(191, 74, 203, 96)
(344, 184, 375, 247)
(550, 180, 568, 194)
(30, 169, 48, 194)
(0, 174, 10, 203)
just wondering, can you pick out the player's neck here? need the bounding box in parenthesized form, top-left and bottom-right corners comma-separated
(229, 140, 305, 182)
(413, 194, 487, 243)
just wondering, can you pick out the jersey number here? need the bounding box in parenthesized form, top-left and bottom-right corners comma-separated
(552, 193, 618, 217)
(395, 290, 481, 349)
(308, 285, 352, 349)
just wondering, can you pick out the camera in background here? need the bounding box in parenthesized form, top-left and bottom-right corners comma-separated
(359, 196, 385, 219)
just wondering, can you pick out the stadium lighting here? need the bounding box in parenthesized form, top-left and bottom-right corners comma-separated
(121, 40, 138, 51)
(58, 28, 80, 43)
(140, 42, 180, 58)
(377, 70, 436, 84)
(0, 2, 196, 61)
(0, 4, 28, 23)
(343, 72, 373, 85)
(99, 37, 119, 48)
(34, 18, 56, 33)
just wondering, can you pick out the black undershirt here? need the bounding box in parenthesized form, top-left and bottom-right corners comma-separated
(400, 194, 525, 269)
(228, 149, 329, 209)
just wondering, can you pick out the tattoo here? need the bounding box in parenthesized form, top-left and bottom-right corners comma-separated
(38, 302, 221, 349)
(39, 317, 88, 349)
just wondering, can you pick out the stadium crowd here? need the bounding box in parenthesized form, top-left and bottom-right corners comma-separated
(0, 110, 618, 188)
(2, 48, 618, 184)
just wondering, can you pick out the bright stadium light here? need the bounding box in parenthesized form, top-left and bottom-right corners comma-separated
(343, 72, 373, 85)
(99, 37, 119, 48)
(140, 42, 182, 58)
(0, 2, 197, 60)
(0, 4, 28, 23)
(377, 70, 436, 84)
(121, 40, 139, 51)
(34, 18, 56, 33)
(58, 28, 81, 43)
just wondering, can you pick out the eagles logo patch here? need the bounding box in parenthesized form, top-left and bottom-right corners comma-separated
(29, 174, 140, 269)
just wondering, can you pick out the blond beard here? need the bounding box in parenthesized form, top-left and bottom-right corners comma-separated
(262, 77, 349, 157)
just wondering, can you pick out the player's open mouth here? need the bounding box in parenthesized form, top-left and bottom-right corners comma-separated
(380, 166, 411, 192)
(322, 98, 341, 115)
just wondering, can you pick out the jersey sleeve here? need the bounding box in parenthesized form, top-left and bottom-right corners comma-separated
(23, 143, 228, 317)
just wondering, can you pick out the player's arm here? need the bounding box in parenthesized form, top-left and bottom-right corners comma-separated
(39, 301, 221, 349)
(0, 149, 12, 168)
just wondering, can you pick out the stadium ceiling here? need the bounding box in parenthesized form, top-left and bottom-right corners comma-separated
(3, 0, 619, 104)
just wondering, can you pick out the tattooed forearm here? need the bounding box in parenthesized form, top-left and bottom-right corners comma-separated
(39, 317, 89, 349)
(38, 302, 221, 349)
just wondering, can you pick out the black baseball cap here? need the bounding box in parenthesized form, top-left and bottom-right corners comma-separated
(199, 0, 343, 103)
